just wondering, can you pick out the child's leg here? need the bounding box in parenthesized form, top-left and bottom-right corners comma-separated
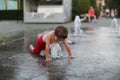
(29, 35, 45, 55)
(29, 44, 34, 52)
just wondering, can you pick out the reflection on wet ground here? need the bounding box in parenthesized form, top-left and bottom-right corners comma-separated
(1, 27, 120, 80)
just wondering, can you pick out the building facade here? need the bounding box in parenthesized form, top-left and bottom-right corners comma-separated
(0, 0, 22, 10)
(24, 0, 72, 23)
(0, 0, 106, 22)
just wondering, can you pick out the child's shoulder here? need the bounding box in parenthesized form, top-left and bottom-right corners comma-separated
(43, 31, 54, 38)
(48, 31, 54, 35)
(42, 31, 53, 35)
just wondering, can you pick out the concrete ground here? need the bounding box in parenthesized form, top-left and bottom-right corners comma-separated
(0, 17, 120, 80)
(0, 17, 119, 36)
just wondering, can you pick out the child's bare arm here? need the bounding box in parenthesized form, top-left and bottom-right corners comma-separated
(45, 42, 51, 62)
(45, 34, 51, 62)
(63, 40, 74, 59)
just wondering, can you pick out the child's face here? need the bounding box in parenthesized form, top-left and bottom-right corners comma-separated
(55, 36, 64, 42)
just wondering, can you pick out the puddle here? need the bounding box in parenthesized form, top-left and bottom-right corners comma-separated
(1, 27, 120, 80)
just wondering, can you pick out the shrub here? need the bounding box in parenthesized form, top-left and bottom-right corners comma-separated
(89, 0, 100, 18)
(72, 0, 91, 20)
(105, 0, 120, 17)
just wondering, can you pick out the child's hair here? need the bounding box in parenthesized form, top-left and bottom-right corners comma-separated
(55, 26, 68, 39)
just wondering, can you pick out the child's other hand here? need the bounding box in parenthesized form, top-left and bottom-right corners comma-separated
(45, 58, 51, 62)
(69, 56, 75, 59)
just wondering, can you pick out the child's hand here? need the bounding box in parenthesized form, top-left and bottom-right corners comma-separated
(45, 58, 51, 62)
(69, 56, 75, 59)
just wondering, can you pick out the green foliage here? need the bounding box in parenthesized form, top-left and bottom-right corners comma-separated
(72, 0, 90, 20)
(105, 0, 120, 17)
(78, 0, 91, 14)
(72, 0, 79, 19)
(89, 0, 96, 8)
(89, 0, 100, 18)
(72, 0, 100, 20)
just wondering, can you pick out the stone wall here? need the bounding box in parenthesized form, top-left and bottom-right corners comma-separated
(24, 0, 72, 23)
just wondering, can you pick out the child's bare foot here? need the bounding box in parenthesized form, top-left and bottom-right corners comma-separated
(29, 44, 34, 53)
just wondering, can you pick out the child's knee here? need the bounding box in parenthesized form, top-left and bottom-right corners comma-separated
(33, 49, 40, 55)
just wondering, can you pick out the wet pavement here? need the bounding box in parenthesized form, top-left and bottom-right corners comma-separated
(1, 24, 120, 80)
